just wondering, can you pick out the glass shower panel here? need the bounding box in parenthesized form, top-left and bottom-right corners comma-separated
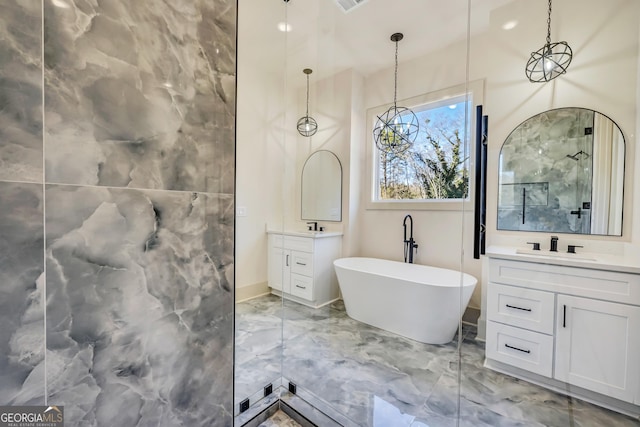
(470, 0, 640, 426)
(234, 0, 288, 417)
(572, 109, 594, 234)
(280, 0, 471, 425)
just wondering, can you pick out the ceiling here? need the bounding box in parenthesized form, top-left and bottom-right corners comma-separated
(238, 0, 516, 83)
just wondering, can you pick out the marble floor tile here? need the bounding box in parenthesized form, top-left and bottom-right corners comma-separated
(235, 295, 284, 404)
(258, 409, 303, 427)
(236, 295, 640, 427)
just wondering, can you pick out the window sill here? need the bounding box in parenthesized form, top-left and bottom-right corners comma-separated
(365, 199, 472, 211)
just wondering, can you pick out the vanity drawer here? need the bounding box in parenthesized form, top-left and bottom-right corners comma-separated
(284, 236, 314, 253)
(488, 283, 555, 334)
(489, 258, 640, 305)
(486, 321, 553, 377)
(291, 251, 313, 276)
(290, 274, 313, 300)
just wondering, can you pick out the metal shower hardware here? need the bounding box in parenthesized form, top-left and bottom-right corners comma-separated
(403, 214, 418, 263)
(566, 150, 590, 161)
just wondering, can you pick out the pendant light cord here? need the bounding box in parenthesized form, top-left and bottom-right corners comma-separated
(305, 73, 310, 117)
(546, 0, 552, 46)
(393, 39, 398, 109)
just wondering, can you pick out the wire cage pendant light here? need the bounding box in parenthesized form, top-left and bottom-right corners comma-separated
(373, 33, 419, 154)
(297, 68, 318, 137)
(525, 0, 572, 83)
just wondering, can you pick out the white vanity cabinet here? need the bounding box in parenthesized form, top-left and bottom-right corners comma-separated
(267, 231, 342, 308)
(486, 283, 555, 377)
(555, 294, 640, 403)
(485, 253, 640, 415)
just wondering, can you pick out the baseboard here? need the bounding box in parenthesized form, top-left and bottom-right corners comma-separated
(462, 306, 480, 325)
(236, 281, 270, 303)
(476, 317, 487, 342)
(271, 289, 340, 309)
(484, 358, 640, 420)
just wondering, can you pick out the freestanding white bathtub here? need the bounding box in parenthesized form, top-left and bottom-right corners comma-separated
(333, 257, 477, 344)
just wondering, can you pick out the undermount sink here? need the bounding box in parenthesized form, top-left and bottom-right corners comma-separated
(278, 230, 343, 238)
(291, 230, 323, 236)
(515, 248, 597, 261)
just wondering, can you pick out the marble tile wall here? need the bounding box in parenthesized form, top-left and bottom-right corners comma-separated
(0, 1, 236, 426)
(498, 108, 594, 233)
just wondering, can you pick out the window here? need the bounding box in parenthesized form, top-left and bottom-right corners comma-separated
(366, 81, 483, 210)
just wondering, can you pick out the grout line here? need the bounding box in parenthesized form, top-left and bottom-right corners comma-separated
(41, 0, 47, 407)
(0, 179, 43, 185)
(35, 181, 235, 197)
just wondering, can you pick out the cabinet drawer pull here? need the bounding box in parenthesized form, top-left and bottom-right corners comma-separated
(296, 262, 307, 266)
(286, 254, 289, 266)
(563, 304, 567, 328)
(295, 285, 306, 289)
(505, 343, 531, 354)
(506, 304, 532, 312)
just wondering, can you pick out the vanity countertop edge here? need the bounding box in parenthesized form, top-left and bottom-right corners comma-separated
(486, 245, 640, 274)
(266, 229, 343, 239)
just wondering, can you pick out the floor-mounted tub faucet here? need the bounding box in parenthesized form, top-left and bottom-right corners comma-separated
(403, 214, 419, 263)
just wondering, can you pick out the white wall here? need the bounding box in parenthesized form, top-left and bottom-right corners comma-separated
(235, 63, 365, 294)
(633, 15, 640, 251)
(235, 49, 288, 297)
(284, 69, 351, 230)
(284, 69, 365, 258)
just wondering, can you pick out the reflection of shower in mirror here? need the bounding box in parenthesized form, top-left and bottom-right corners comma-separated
(498, 107, 624, 236)
(566, 150, 590, 161)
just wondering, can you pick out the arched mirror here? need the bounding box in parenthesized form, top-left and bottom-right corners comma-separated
(498, 107, 624, 235)
(301, 150, 342, 222)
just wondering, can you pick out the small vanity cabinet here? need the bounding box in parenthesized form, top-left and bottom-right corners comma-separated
(267, 231, 342, 308)
(485, 249, 640, 416)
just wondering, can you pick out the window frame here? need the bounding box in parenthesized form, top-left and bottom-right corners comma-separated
(365, 80, 484, 211)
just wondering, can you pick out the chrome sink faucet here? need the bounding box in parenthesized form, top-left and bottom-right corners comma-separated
(550, 236, 559, 252)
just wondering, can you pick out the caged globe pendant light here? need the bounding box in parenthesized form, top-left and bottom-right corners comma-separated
(525, 0, 572, 83)
(297, 68, 318, 137)
(373, 32, 419, 154)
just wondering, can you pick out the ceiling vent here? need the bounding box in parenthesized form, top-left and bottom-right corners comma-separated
(334, 0, 368, 13)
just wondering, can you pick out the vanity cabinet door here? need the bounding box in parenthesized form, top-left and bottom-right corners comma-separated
(555, 294, 640, 403)
(268, 247, 291, 293)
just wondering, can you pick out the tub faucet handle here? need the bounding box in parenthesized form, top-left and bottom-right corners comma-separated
(567, 245, 583, 254)
(526, 242, 541, 251)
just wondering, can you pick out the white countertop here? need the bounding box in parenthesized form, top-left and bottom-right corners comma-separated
(486, 245, 640, 274)
(267, 229, 343, 239)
